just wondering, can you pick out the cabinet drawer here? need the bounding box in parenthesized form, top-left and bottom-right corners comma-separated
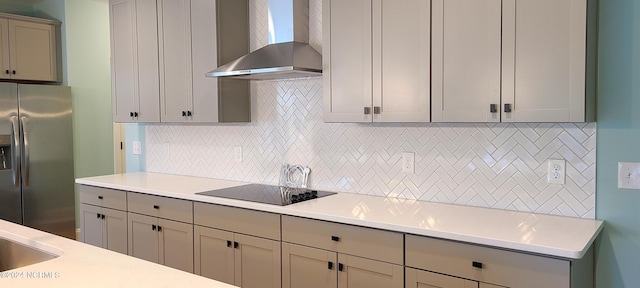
(405, 235, 570, 288)
(127, 192, 193, 223)
(282, 216, 403, 265)
(79, 185, 127, 210)
(194, 202, 280, 241)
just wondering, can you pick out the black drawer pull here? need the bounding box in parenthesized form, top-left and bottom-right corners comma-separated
(157, 226, 162, 232)
(101, 214, 105, 219)
(227, 240, 232, 247)
(338, 263, 344, 272)
(504, 103, 512, 113)
(96, 213, 101, 219)
(153, 205, 159, 209)
(5, 70, 8, 74)
(331, 236, 340, 242)
(12, 70, 15, 75)
(187, 111, 192, 116)
(182, 111, 186, 117)
(98, 196, 103, 200)
(328, 261, 334, 270)
(472, 261, 483, 269)
(234, 242, 239, 249)
(152, 224, 157, 231)
(490, 104, 497, 113)
(130, 112, 134, 117)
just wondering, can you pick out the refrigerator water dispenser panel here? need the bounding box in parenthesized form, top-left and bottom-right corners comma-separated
(0, 135, 11, 170)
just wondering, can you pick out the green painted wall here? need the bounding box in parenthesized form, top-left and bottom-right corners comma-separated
(595, 0, 640, 287)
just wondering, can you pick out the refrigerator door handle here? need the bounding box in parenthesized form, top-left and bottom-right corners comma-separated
(20, 117, 29, 187)
(10, 116, 20, 187)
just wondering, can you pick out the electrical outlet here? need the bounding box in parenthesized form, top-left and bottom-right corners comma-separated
(618, 162, 640, 189)
(402, 152, 415, 173)
(547, 159, 565, 185)
(233, 146, 243, 162)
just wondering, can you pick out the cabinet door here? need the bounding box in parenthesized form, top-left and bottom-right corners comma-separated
(0, 19, 9, 80)
(158, 218, 194, 273)
(234, 234, 282, 288)
(127, 212, 160, 263)
(431, 0, 501, 122)
(323, 0, 373, 123)
(103, 208, 128, 254)
(190, 0, 219, 122)
(158, 0, 193, 122)
(502, 0, 586, 122)
(135, 0, 161, 122)
(194, 226, 235, 284)
(406, 267, 478, 288)
(338, 254, 403, 288)
(282, 243, 337, 288)
(8, 19, 57, 81)
(373, 0, 430, 122)
(80, 204, 104, 248)
(110, 0, 137, 122)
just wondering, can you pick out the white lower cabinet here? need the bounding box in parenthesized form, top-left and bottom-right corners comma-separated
(128, 212, 194, 273)
(79, 204, 128, 254)
(193, 202, 282, 288)
(406, 267, 478, 288)
(283, 243, 403, 288)
(194, 225, 281, 288)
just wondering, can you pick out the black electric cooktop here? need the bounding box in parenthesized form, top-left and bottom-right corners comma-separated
(195, 184, 336, 206)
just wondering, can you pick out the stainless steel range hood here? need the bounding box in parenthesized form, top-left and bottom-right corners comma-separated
(206, 0, 321, 80)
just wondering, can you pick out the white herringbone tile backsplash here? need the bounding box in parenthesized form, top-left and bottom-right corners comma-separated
(144, 0, 595, 219)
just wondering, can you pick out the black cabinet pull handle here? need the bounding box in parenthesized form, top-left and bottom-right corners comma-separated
(234, 242, 239, 249)
(98, 196, 103, 200)
(157, 226, 162, 232)
(182, 111, 186, 117)
(338, 263, 344, 272)
(5, 70, 9, 74)
(364, 107, 371, 115)
(12, 70, 15, 74)
(490, 104, 497, 113)
(187, 111, 192, 117)
(373, 106, 381, 114)
(227, 240, 232, 247)
(504, 103, 512, 113)
(328, 261, 334, 270)
(101, 214, 105, 219)
(134, 112, 139, 117)
(130, 112, 134, 117)
(152, 224, 157, 231)
(96, 213, 101, 219)
(331, 236, 340, 242)
(472, 261, 483, 269)
(153, 205, 159, 209)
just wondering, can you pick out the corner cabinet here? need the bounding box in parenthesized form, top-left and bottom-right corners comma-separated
(322, 0, 430, 123)
(78, 186, 128, 255)
(0, 13, 61, 82)
(281, 215, 404, 288)
(193, 202, 281, 288)
(109, 0, 251, 123)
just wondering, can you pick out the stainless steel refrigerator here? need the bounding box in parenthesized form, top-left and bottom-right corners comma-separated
(0, 83, 75, 239)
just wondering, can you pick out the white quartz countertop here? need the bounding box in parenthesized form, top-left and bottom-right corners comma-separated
(76, 172, 604, 260)
(0, 220, 237, 287)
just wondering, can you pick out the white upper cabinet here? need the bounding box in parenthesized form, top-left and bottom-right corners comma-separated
(110, 0, 250, 123)
(110, 0, 161, 123)
(0, 13, 61, 82)
(324, 0, 595, 123)
(502, 0, 590, 122)
(431, 0, 501, 122)
(323, 0, 430, 123)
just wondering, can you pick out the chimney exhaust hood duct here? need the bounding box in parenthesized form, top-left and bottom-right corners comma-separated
(206, 0, 321, 80)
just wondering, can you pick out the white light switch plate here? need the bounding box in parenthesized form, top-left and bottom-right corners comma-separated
(618, 162, 640, 189)
(132, 141, 142, 155)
